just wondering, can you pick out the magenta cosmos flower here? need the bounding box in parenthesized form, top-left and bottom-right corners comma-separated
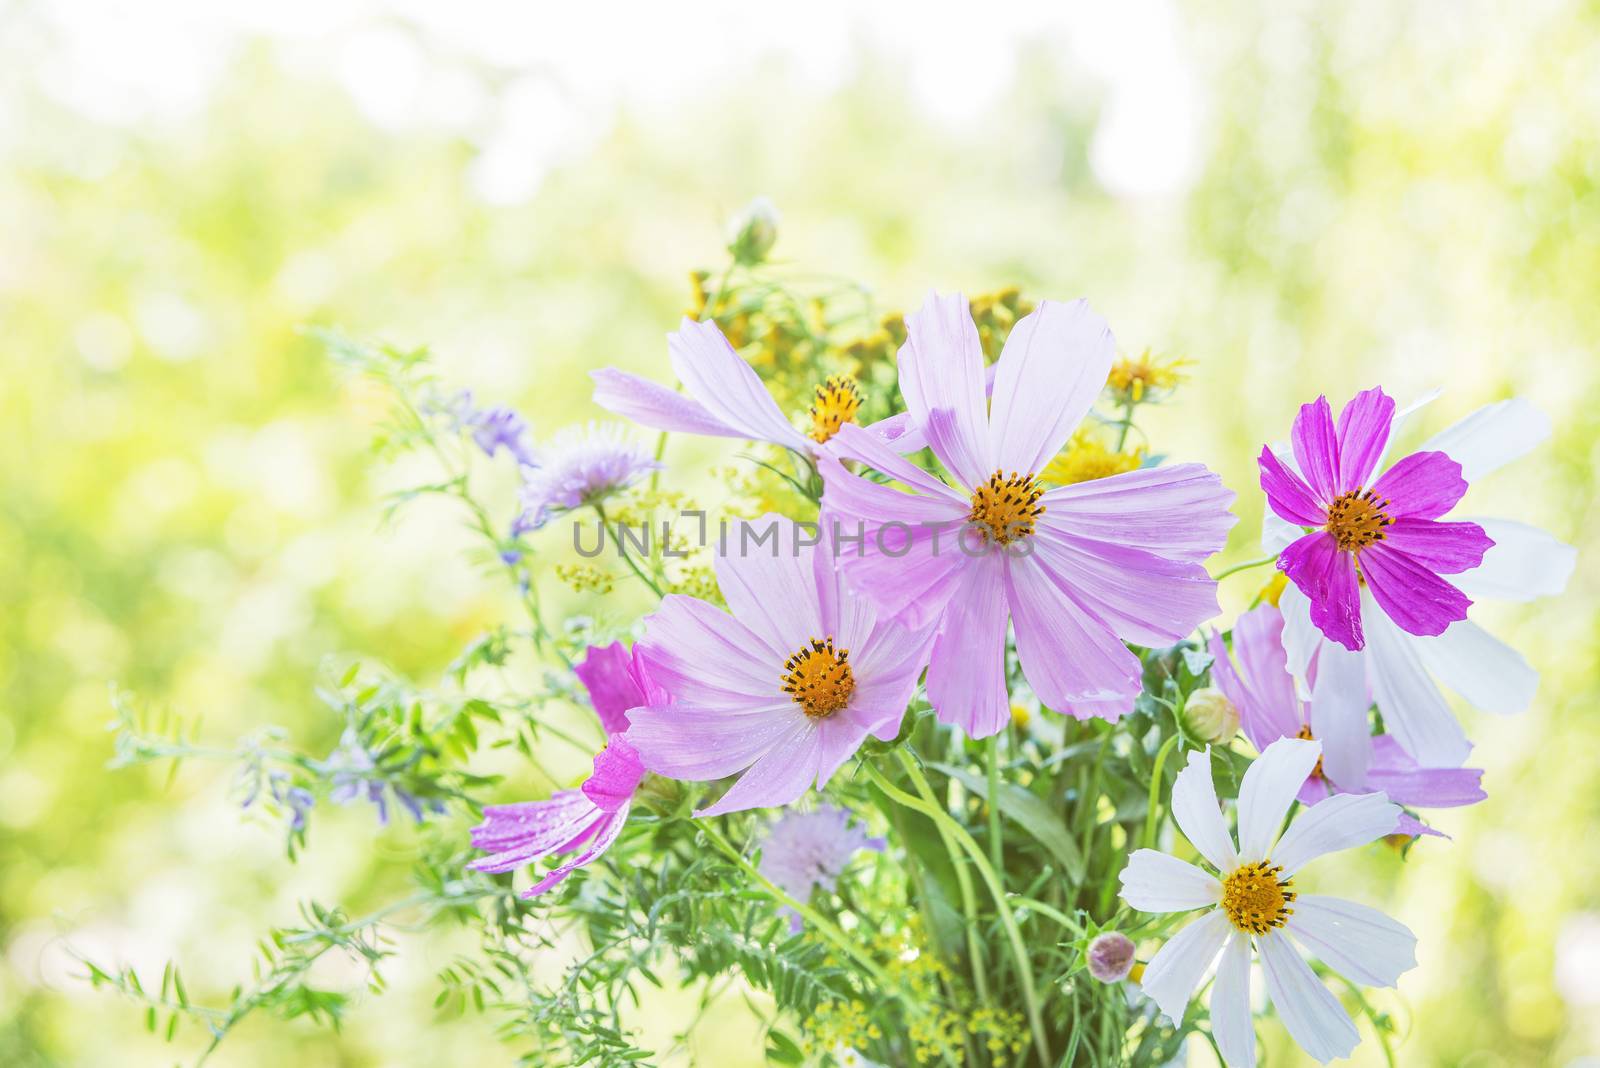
(592, 317, 925, 455)
(625, 518, 930, 816)
(468, 642, 661, 895)
(818, 292, 1236, 736)
(1210, 605, 1484, 837)
(1258, 388, 1494, 652)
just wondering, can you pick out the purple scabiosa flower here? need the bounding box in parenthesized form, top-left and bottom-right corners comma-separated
(1210, 605, 1484, 837)
(625, 518, 931, 816)
(1257, 388, 1496, 653)
(1119, 739, 1417, 1068)
(1086, 931, 1139, 983)
(758, 806, 884, 932)
(818, 292, 1236, 737)
(469, 642, 663, 896)
(470, 405, 537, 466)
(591, 317, 926, 456)
(1265, 395, 1575, 766)
(513, 422, 659, 532)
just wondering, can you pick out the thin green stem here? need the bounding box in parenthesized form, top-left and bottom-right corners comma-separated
(986, 734, 1004, 876)
(594, 504, 665, 597)
(1144, 734, 1182, 849)
(1211, 554, 1277, 581)
(1114, 398, 1136, 451)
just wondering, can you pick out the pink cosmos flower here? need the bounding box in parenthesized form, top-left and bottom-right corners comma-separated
(818, 292, 1236, 737)
(1264, 395, 1574, 766)
(1258, 388, 1494, 653)
(1209, 605, 1484, 837)
(624, 518, 930, 816)
(592, 317, 926, 456)
(468, 642, 661, 896)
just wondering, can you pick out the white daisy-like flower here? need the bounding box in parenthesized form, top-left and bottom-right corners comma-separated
(1118, 738, 1417, 1066)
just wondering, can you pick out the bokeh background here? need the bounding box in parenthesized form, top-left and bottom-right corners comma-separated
(3, 1, 1597, 1064)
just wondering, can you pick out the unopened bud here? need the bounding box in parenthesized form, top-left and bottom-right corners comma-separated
(727, 196, 780, 264)
(1182, 687, 1239, 744)
(1086, 931, 1137, 983)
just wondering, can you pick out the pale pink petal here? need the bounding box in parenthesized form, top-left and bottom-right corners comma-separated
(1334, 387, 1396, 492)
(590, 367, 742, 439)
(926, 552, 1011, 737)
(1005, 553, 1143, 720)
(823, 422, 969, 503)
(1366, 737, 1485, 808)
(1029, 528, 1221, 648)
(1290, 395, 1341, 501)
(897, 291, 991, 489)
(713, 514, 824, 655)
(639, 595, 785, 708)
(696, 719, 824, 816)
(1258, 930, 1360, 1063)
(526, 805, 630, 897)
(625, 702, 807, 780)
(862, 410, 928, 454)
(1041, 463, 1237, 564)
(988, 298, 1115, 474)
(667, 317, 812, 453)
(1288, 895, 1417, 988)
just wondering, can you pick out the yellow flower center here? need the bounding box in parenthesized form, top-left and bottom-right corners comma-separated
(807, 375, 862, 443)
(781, 637, 855, 719)
(1221, 861, 1296, 935)
(1325, 488, 1393, 552)
(1295, 724, 1326, 779)
(969, 470, 1045, 545)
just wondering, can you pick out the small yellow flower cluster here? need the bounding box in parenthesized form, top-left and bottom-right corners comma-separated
(1041, 429, 1146, 486)
(554, 562, 614, 595)
(803, 999, 881, 1060)
(668, 564, 720, 604)
(969, 287, 1035, 362)
(839, 312, 908, 373)
(967, 1006, 1027, 1065)
(1106, 348, 1190, 406)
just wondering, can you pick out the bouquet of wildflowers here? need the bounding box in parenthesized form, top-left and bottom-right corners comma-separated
(93, 203, 1574, 1067)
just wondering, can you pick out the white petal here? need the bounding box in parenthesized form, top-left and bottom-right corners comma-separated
(1288, 895, 1417, 988)
(1276, 582, 1322, 697)
(1236, 738, 1322, 863)
(1270, 792, 1401, 876)
(1262, 505, 1303, 556)
(1411, 618, 1538, 715)
(1362, 587, 1470, 766)
(1211, 933, 1257, 1068)
(1308, 640, 1373, 790)
(1377, 388, 1442, 469)
(1119, 849, 1222, 913)
(1171, 748, 1238, 871)
(1453, 518, 1576, 603)
(1139, 909, 1231, 1027)
(1258, 929, 1360, 1064)
(1421, 397, 1549, 483)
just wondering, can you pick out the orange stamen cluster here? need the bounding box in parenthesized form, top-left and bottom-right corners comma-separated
(1325, 488, 1393, 552)
(969, 470, 1045, 545)
(1221, 861, 1296, 935)
(781, 637, 855, 719)
(1295, 724, 1326, 779)
(807, 375, 862, 443)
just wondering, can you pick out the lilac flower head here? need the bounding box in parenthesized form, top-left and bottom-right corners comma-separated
(758, 806, 884, 931)
(1209, 604, 1484, 835)
(1086, 931, 1138, 983)
(471, 406, 537, 466)
(1258, 388, 1494, 652)
(514, 422, 658, 532)
(819, 291, 1236, 737)
(626, 518, 932, 816)
(468, 642, 662, 896)
(324, 728, 444, 826)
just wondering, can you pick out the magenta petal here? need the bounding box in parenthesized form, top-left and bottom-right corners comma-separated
(574, 642, 645, 737)
(925, 553, 1011, 737)
(590, 367, 740, 439)
(1005, 554, 1142, 720)
(1290, 395, 1341, 500)
(1369, 450, 1467, 519)
(469, 791, 595, 864)
(1358, 543, 1472, 637)
(1258, 446, 1327, 525)
(1380, 518, 1492, 575)
(1334, 388, 1396, 492)
(1211, 606, 1303, 751)
(581, 737, 646, 812)
(1279, 532, 1364, 651)
(525, 804, 630, 897)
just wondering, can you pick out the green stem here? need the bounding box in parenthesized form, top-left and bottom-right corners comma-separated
(872, 752, 1053, 1067)
(986, 734, 1004, 876)
(595, 504, 665, 597)
(1211, 554, 1277, 581)
(1144, 734, 1182, 849)
(1114, 398, 1136, 451)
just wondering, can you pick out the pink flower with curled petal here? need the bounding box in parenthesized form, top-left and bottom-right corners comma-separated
(818, 291, 1237, 737)
(591, 317, 927, 456)
(468, 642, 662, 896)
(1210, 604, 1484, 837)
(1257, 388, 1494, 653)
(625, 518, 931, 816)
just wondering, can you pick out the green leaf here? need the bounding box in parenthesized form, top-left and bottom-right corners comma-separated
(932, 762, 1086, 882)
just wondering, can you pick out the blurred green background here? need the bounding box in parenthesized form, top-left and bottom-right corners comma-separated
(2, 1, 1597, 1064)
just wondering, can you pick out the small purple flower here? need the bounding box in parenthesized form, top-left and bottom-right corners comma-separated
(757, 806, 884, 932)
(324, 728, 443, 826)
(514, 422, 659, 532)
(1086, 931, 1138, 983)
(469, 642, 665, 896)
(471, 406, 537, 466)
(1210, 604, 1484, 836)
(1258, 388, 1494, 652)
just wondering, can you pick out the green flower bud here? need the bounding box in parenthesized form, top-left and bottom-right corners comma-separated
(727, 196, 779, 265)
(1182, 687, 1239, 744)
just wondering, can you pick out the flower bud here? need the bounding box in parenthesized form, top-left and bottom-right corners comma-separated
(727, 196, 780, 264)
(1086, 931, 1137, 983)
(1182, 687, 1239, 744)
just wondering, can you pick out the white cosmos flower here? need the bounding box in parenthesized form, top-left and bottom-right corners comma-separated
(1264, 396, 1576, 766)
(1118, 738, 1417, 1067)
